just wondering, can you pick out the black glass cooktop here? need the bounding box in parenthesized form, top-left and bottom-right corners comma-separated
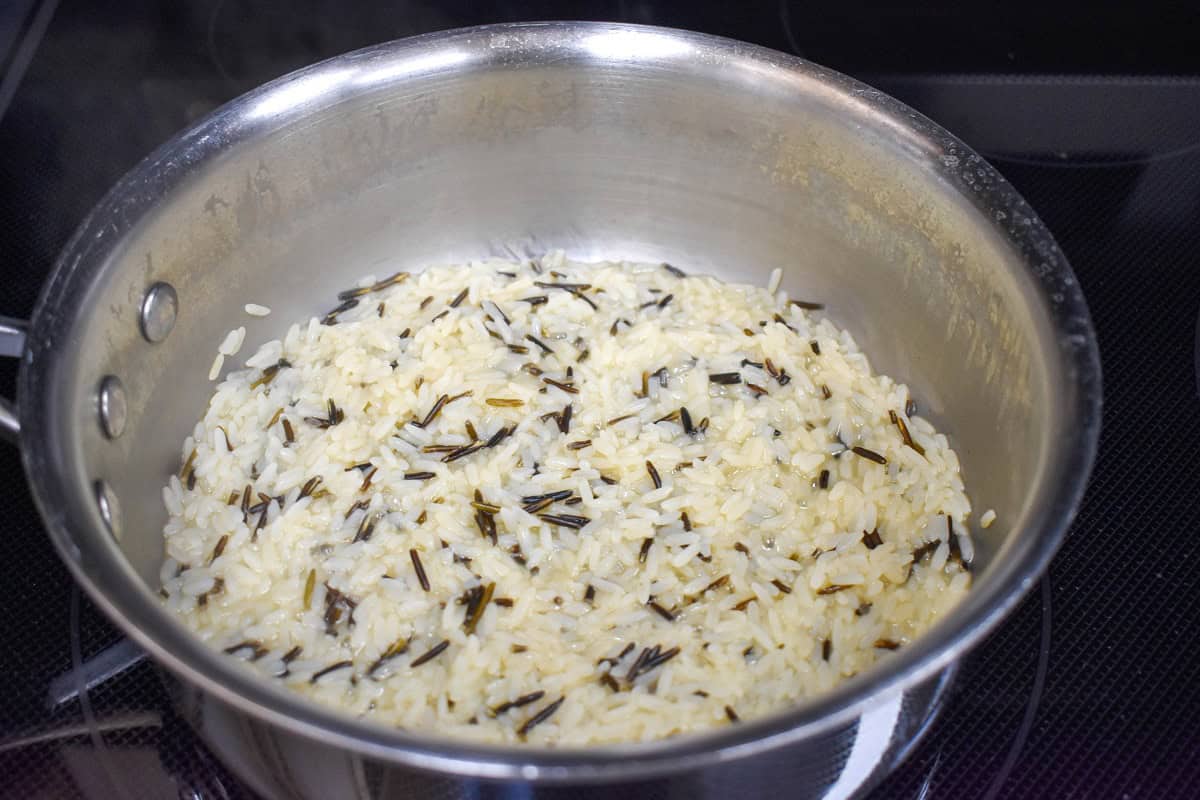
(2, 2, 1199, 798)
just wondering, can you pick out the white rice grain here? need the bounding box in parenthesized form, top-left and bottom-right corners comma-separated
(218, 326, 246, 356)
(207, 353, 224, 381)
(766, 267, 782, 294)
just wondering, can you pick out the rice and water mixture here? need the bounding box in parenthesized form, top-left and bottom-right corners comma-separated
(160, 253, 974, 745)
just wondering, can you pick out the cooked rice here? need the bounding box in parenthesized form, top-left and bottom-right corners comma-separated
(218, 326, 246, 357)
(160, 253, 973, 746)
(207, 353, 224, 382)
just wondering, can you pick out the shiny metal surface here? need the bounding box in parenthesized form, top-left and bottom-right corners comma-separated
(97, 375, 127, 439)
(167, 664, 958, 800)
(0, 315, 26, 442)
(12, 21, 1100, 794)
(94, 480, 121, 541)
(138, 281, 178, 343)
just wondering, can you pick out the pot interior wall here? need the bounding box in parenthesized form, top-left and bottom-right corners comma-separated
(60, 30, 1057, 645)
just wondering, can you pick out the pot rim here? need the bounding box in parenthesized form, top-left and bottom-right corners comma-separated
(18, 21, 1101, 783)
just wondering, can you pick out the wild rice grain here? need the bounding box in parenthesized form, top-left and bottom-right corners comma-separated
(367, 639, 409, 678)
(303, 570, 316, 609)
(526, 334, 554, 355)
(639, 538, 654, 563)
(518, 697, 565, 737)
(790, 299, 824, 310)
(492, 691, 546, 716)
(310, 661, 353, 684)
(410, 640, 450, 667)
(648, 601, 675, 622)
(645, 460, 662, 489)
(410, 549, 430, 592)
(851, 446, 887, 465)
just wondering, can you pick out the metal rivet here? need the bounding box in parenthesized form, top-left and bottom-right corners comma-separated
(140, 282, 177, 343)
(95, 480, 122, 540)
(97, 375, 127, 439)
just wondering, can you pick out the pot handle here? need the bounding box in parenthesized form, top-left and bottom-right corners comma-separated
(0, 315, 27, 443)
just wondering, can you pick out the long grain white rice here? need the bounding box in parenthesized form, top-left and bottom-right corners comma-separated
(207, 353, 224, 381)
(218, 326, 246, 356)
(161, 254, 973, 746)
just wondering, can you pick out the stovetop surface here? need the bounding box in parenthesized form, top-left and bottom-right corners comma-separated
(2, 2, 1199, 798)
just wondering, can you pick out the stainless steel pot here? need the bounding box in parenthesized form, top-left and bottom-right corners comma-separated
(0, 22, 1100, 799)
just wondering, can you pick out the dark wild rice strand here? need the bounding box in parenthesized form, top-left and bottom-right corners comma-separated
(851, 446, 887, 465)
(366, 639, 410, 678)
(647, 600, 675, 622)
(525, 333, 554, 355)
(491, 691, 546, 716)
(359, 467, 378, 492)
(639, 538, 654, 563)
(410, 549, 430, 592)
(517, 697, 565, 737)
(543, 377, 578, 394)
(646, 460, 662, 489)
(310, 661, 353, 684)
(410, 639, 450, 667)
